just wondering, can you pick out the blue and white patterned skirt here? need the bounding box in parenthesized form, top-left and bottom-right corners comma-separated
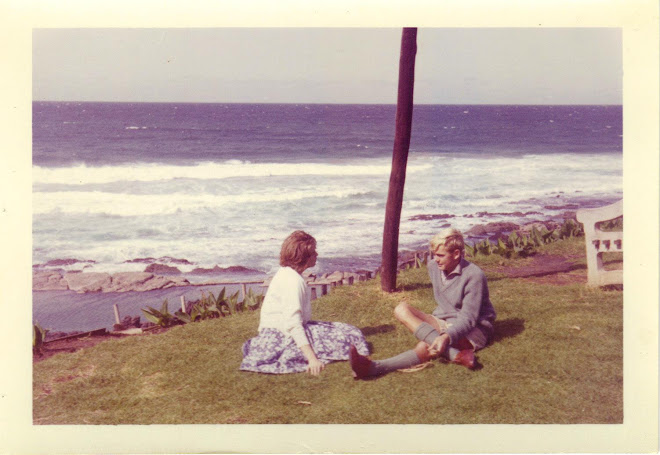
(240, 320, 370, 374)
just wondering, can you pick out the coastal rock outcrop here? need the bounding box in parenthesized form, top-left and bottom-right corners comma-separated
(64, 272, 112, 293)
(104, 272, 156, 292)
(33, 271, 69, 291)
(33, 271, 191, 293)
(144, 263, 182, 275)
(465, 222, 520, 237)
(409, 213, 455, 221)
(190, 265, 262, 275)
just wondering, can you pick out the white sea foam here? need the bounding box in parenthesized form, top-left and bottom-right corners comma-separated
(32, 151, 622, 274)
(33, 186, 376, 216)
(32, 160, 433, 186)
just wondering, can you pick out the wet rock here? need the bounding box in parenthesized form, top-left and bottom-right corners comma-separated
(543, 204, 580, 210)
(190, 265, 261, 275)
(409, 213, 455, 221)
(105, 272, 155, 292)
(158, 256, 194, 265)
(124, 257, 157, 264)
(64, 272, 112, 293)
(474, 211, 543, 218)
(43, 258, 96, 267)
(33, 271, 69, 291)
(124, 256, 193, 265)
(144, 263, 181, 275)
(465, 222, 520, 237)
(131, 275, 189, 292)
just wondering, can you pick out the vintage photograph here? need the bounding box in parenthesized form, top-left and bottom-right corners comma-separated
(2, 2, 656, 452)
(31, 27, 624, 424)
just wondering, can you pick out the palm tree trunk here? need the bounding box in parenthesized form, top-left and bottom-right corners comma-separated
(381, 27, 417, 292)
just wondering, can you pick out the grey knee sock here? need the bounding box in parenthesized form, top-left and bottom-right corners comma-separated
(414, 322, 441, 345)
(371, 350, 422, 376)
(446, 347, 460, 361)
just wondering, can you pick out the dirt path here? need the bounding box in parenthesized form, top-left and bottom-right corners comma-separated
(495, 254, 587, 285)
(491, 253, 622, 286)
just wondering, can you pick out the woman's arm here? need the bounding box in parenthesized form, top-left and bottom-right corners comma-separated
(300, 344, 324, 376)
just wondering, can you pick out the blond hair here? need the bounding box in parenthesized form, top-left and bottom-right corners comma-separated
(279, 230, 316, 269)
(430, 228, 464, 253)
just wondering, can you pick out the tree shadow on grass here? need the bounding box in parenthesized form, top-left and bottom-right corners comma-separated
(492, 317, 525, 343)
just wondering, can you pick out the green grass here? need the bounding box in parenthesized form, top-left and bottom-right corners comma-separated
(33, 238, 622, 424)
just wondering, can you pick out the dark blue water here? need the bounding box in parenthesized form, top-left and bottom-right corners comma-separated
(33, 102, 622, 167)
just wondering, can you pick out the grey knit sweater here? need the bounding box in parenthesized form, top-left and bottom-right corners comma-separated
(428, 258, 497, 343)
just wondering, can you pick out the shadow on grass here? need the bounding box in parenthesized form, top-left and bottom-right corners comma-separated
(492, 317, 525, 343)
(488, 263, 586, 282)
(360, 324, 396, 336)
(397, 282, 432, 292)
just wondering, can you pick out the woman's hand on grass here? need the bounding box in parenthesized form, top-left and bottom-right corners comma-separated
(301, 343, 324, 376)
(306, 358, 325, 376)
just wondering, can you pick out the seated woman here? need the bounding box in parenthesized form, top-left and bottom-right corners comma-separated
(240, 230, 369, 375)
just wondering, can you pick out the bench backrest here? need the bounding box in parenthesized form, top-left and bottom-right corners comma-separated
(575, 199, 623, 286)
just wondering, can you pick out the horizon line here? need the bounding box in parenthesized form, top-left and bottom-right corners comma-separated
(32, 100, 623, 107)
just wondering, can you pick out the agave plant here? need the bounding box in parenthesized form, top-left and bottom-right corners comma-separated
(244, 288, 265, 311)
(142, 300, 179, 327)
(226, 290, 242, 314)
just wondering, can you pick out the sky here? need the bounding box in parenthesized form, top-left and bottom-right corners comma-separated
(32, 28, 622, 105)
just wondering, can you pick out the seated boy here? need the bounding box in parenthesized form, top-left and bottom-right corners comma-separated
(350, 228, 496, 378)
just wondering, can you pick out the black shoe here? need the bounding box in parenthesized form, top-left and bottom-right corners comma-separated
(349, 345, 373, 379)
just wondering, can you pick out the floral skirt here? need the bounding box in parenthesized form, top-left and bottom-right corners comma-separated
(240, 320, 370, 374)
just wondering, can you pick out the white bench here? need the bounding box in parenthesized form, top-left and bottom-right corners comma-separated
(576, 199, 623, 287)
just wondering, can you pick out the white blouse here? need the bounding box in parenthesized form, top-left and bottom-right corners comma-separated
(258, 266, 311, 347)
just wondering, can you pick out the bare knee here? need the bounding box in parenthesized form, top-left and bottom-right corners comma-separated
(393, 302, 411, 321)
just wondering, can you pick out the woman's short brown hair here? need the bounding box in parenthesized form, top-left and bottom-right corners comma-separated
(280, 230, 317, 269)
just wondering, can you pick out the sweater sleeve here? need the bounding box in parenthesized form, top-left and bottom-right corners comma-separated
(444, 271, 487, 344)
(280, 274, 310, 348)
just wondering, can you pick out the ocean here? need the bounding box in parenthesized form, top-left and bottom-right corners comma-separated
(33, 102, 622, 331)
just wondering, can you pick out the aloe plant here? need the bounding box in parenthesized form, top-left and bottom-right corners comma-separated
(226, 290, 242, 314)
(244, 288, 265, 311)
(142, 300, 179, 327)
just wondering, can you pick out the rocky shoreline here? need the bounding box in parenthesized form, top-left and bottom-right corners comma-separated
(32, 216, 573, 294)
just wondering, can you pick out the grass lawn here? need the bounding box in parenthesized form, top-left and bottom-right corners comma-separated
(33, 237, 623, 424)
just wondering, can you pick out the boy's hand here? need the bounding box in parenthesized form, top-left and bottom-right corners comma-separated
(428, 333, 450, 357)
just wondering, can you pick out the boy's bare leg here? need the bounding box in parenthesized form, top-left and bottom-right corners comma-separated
(394, 302, 442, 333)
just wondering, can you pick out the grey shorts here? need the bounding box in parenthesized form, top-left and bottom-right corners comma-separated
(432, 316, 492, 351)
